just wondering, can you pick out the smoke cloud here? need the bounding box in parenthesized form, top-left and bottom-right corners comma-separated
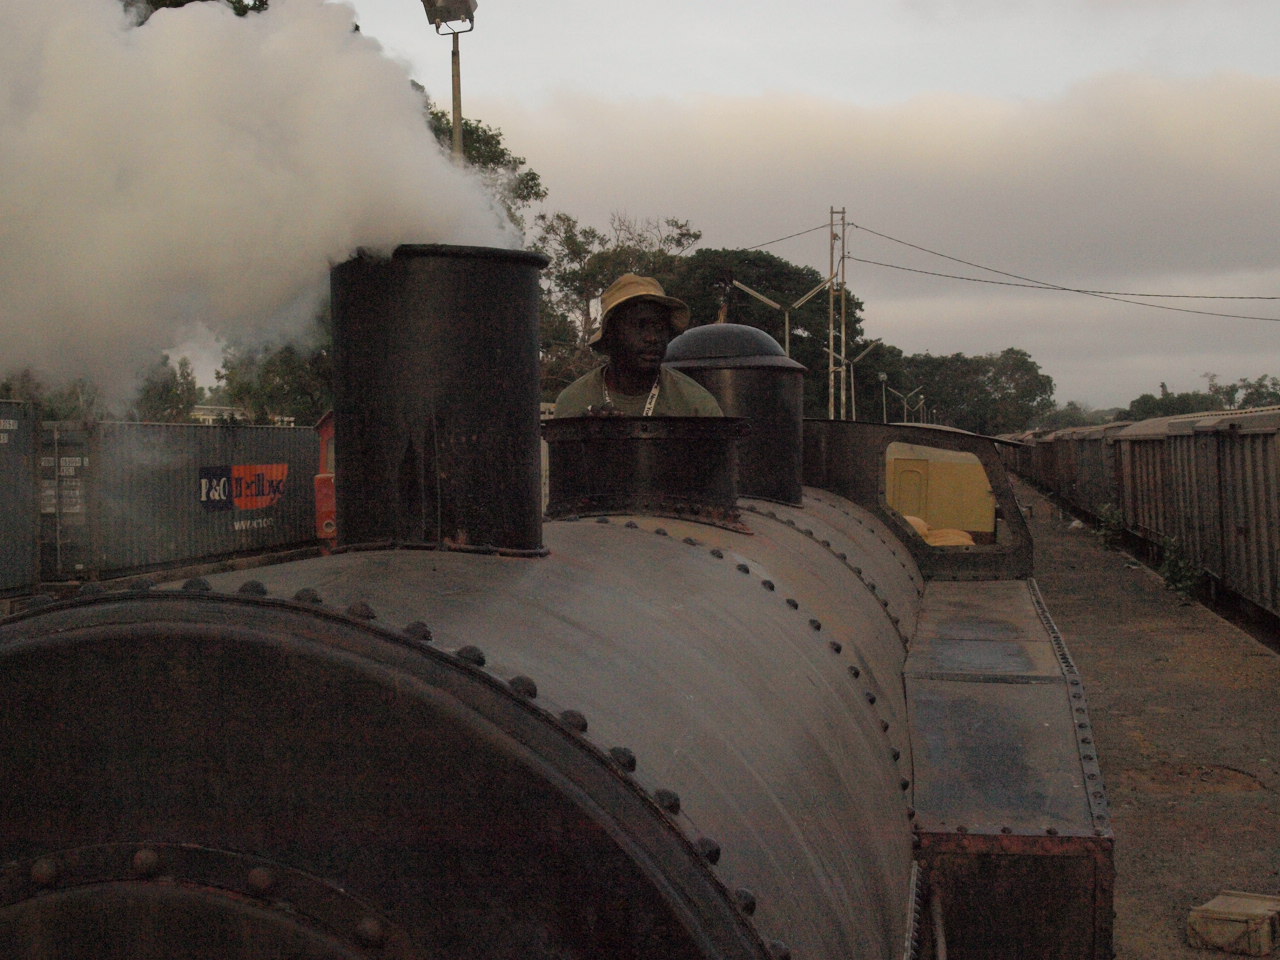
(0, 0, 515, 399)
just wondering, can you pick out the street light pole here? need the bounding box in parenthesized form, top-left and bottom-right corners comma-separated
(846, 339, 879, 421)
(732, 272, 834, 358)
(878, 372, 888, 423)
(421, 0, 477, 161)
(886, 385, 922, 424)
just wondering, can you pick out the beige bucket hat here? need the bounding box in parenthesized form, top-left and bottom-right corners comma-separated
(589, 274, 691, 352)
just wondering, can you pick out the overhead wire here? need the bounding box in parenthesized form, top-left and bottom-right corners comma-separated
(741, 219, 1280, 322)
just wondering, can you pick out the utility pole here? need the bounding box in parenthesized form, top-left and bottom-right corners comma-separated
(828, 207, 845, 419)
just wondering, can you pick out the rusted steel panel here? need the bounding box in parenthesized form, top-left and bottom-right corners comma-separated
(803, 420, 1033, 581)
(0, 594, 763, 960)
(907, 578, 1113, 960)
(331, 246, 548, 553)
(544, 417, 748, 529)
(0, 402, 37, 595)
(918, 837, 1114, 960)
(182, 505, 920, 960)
(39, 421, 317, 581)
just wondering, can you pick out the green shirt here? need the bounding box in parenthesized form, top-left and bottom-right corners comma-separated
(554, 366, 723, 418)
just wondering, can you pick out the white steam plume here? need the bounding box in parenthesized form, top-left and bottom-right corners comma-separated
(0, 0, 516, 399)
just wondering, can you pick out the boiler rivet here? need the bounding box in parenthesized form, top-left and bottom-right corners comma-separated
(238, 580, 268, 596)
(609, 746, 637, 772)
(654, 788, 681, 814)
(560, 710, 588, 732)
(785, 598, 799, 609)
(508, 675, 538, 699)
(355, 917, 386, 948)
(769, 941, 791, 960)
(402, 621, 432, 643)
(132, 848, 161, 877)
(456, 646, 486, 666)
(182, 577, 212, 592)
(30, 858, 58, 887)
(247, 867, 276, 895)
(346, 601, 376, 620)
(829, 641, 843, 654)
(293, 587, 323, 604)
(734, 888, 757, 915)
(695, 837, 721, 864)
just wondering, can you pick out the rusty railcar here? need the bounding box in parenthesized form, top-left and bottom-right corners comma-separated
(0, 245, 1112, 960)
(0, 401, 38, 601)
(1016, 407, 1280, 626)
(38, 420, 318, 582)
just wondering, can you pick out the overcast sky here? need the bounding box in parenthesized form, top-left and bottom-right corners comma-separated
(346, 0, 1280, 409)
(4, 0, 1276, 410)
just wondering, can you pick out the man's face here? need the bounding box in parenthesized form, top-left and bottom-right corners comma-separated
(607, 301, 674, 376)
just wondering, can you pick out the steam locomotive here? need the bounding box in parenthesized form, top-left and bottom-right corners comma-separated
(0, 246, 1113, 960)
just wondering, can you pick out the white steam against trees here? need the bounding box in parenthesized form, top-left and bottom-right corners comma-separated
(1, 0, 517, 401)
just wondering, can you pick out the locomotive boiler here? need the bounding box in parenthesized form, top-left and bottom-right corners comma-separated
(0, 245, 1112, 960)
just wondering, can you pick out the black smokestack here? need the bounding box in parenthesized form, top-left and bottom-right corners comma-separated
(331, 245, 549, 555)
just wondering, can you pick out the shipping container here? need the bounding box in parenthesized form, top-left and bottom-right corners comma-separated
(0, 401, 38, 596)
(40, 420, 318, 581)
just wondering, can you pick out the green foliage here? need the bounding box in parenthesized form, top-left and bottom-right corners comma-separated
(425, 98, 547, 232)
(1097, 503, 1126, 550)
(532, 212, 703, 400)
(131, 355, 204, 423)
(0, 369, 46, 406)
(1, 370, 111, 420)
(123, 0, 267, 23)
(1157, 536, 1203, 599)
(1032, 400, 1112, 431)
(216, 336, 332, 426)
(1203, 372, 1280, 410)
(1120, 381, 1222, 421)
(666, 248, 863, 418)
(883, 348, 1055, 434)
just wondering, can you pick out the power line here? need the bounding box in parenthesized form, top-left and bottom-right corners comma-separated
(743, 218, 1280, 322)
(847, 220, 1279, 301)
(844, 256, 1280, 322)
(743, 223, 828, 251)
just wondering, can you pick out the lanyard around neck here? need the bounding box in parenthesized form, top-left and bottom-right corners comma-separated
(602, 367, 661, 416)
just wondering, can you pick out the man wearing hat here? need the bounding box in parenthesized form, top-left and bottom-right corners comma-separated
(554, 274, 723, 418)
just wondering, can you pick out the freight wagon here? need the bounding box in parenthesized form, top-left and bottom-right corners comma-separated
(35, 419, 318, 584)
(1014, 406, 1280, 626)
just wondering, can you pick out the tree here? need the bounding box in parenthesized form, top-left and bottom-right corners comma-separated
(131, 355, 203, 422)
(1031, 400, 1110, 431)
(891, 348, 1054, 434)
(216, 313, 333, 425)
(424, 97, 547, 232)
(123, 0, 266, 23)
(664, 248, 863, 418)
(43, 379, 110, 422)
(1204, 373, 1280, 410)
(1120, 381, 1222, 421)
(532, 213, 704, 399)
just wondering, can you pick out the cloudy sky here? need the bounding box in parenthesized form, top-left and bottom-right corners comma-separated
(3, 0, 1276, 410)
(345, 0, 1280, 409)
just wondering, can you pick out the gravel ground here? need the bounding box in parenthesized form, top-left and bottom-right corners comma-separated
(1014, 479, 1280, 959)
